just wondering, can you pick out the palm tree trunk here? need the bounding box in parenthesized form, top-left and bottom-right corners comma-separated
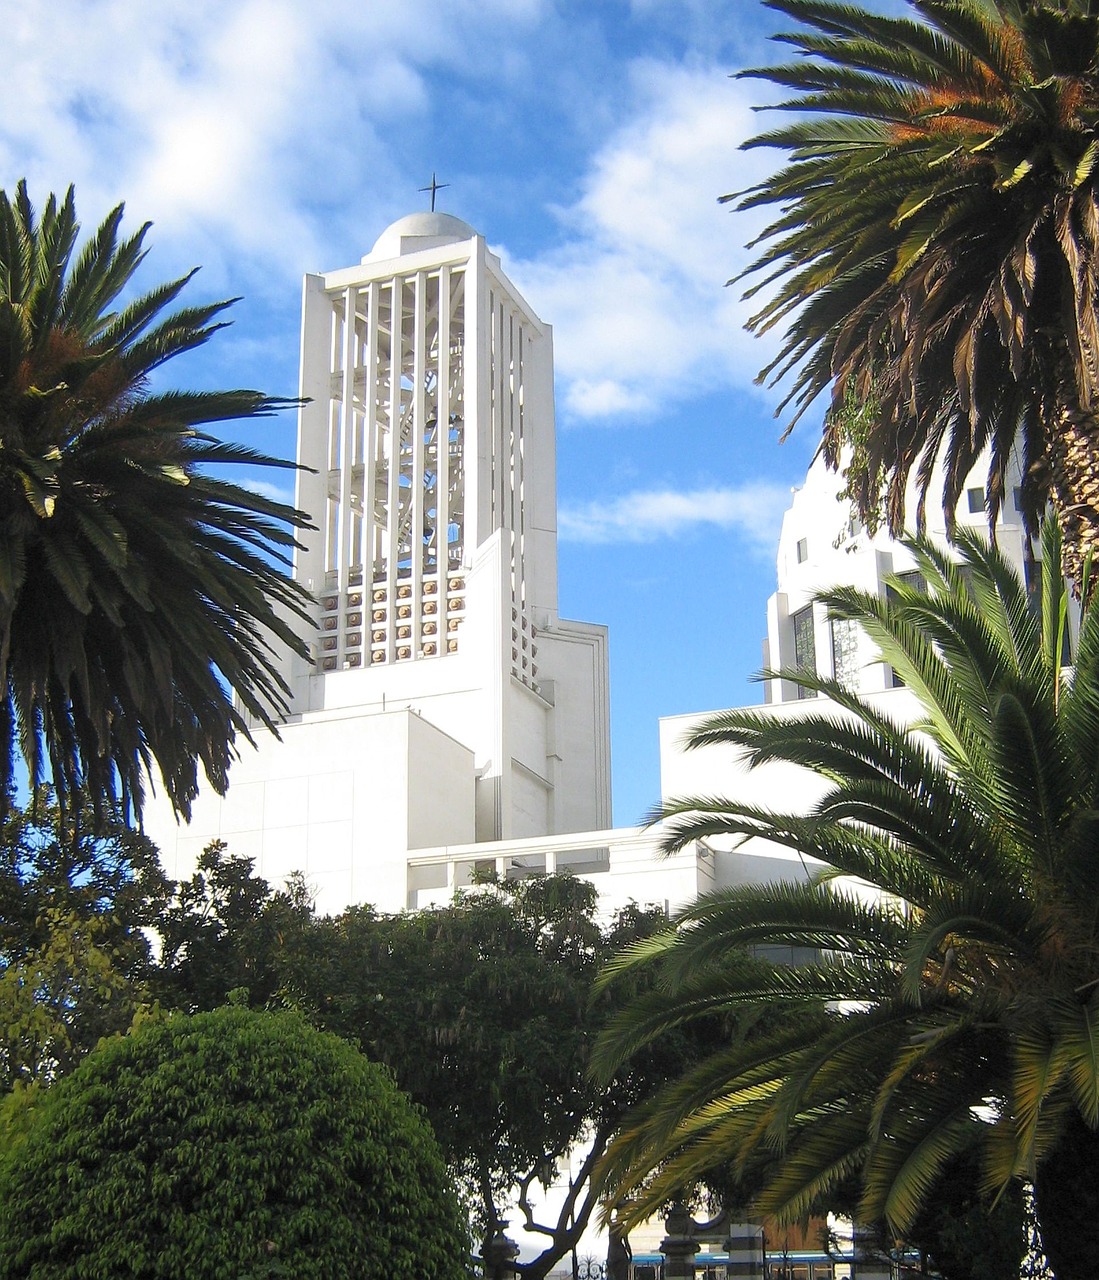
(1047, 404, 1099, 593)
(1033, 1112, 1099, 1280)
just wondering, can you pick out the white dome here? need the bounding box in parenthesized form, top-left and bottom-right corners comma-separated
(365, 212, 477, 262)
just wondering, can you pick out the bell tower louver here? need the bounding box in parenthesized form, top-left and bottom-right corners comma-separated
(294, 211, 547, 691)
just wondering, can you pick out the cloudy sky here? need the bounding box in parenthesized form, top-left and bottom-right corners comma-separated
(2, 0, 874, 826)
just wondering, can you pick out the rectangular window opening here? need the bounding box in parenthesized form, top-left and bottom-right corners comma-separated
(792, 606, 816, 699)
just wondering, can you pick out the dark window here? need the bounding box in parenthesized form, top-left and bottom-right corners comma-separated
(792, 606, 816, 698)
(967, 486, 985, 513)
(886, 571, 925, 686)
(830, 616, 859, 688)
(890, 569, 926, 596)
(1024, 556, 1042, 615)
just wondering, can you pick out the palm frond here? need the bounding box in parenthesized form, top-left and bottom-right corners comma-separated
(0, 183, 314, 826)
(597, 522, 1099, 1250)
(734, 0, 1099, 582)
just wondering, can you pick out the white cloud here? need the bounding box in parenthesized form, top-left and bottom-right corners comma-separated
(237, 476, 298, 506)
(0, 5, 794, 427)
(566, 378, 653, 417)
(504, 60, 784, 425)
(0, 0, 547, 293)
(559, 482, 789, 552)
(2, 2, 328, 283)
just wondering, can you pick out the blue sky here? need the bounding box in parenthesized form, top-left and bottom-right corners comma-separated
(2, 0, 885, 826)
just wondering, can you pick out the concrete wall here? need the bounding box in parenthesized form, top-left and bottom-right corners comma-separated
(766, 451, 1034, 702)
(144, 707, 475, 915)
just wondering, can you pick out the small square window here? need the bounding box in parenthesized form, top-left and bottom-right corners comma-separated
(796, 537, 808, 564)
(967, 487, 985, 513)
(887, 570, 926, 600)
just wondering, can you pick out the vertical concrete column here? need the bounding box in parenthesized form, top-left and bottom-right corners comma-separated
(722, 1222, 764, 1280)
(659, 1203, 699, 1280)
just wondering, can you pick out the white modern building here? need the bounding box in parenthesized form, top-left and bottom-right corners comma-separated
(141, 208, 1042, 1277)
(145, 208, 1039, 925)
(659, 447, 1038, 831)
(147, 212, 613, 913)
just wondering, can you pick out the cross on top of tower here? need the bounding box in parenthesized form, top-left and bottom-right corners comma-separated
(418, 172, 450, 213)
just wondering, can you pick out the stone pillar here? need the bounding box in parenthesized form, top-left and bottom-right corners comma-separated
(484, 1222, 520, 1280)
(722, 1222, 765, 1280)
(659, 1203, 699, 1280)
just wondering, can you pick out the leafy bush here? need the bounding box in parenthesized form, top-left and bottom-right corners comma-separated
(0, 1005, 468, 1280)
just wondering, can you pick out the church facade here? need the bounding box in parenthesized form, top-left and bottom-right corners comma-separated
(145, 210, 1038, 923)
(146, 212, 612, 912)
(140, 209, 1043, 1277)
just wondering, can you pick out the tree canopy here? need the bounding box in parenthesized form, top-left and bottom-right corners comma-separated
(0, 791, 166, 1092)
(0, 181, 313, 825)
(278, 874, 699, 1280)
(593, 524, 1098, 1280)
(0, 814, 308, 1093)
(736, 0, 1099, 584)
(0, 819, 702, 1280)
(0, 1005, 469, 1280)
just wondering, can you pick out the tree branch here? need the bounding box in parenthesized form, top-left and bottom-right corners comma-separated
(514, 1121, 616, 1280)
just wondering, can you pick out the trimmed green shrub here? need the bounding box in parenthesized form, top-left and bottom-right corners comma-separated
(0, 1005, 468, 1279)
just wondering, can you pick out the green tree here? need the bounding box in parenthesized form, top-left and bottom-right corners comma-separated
(904, 1151, 1027, 1280)
(284, 874, 691, 1280)
(0, 181, 312, 824)
(0, 806, 309, 1093)
(1, 788, 168, 967)
(0, 791, 167, 1090)
(0, 1005, 468, 1280)
(151, 840, 313, 1013)
(0, 908, 140, 1094)
(737, 0, 1099, 584)
(49, 848, 707, 1280)
(821, 1150, 1027, 1280)
(592, 526, 1099, 1280)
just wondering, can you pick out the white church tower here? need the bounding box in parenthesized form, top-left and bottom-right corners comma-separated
(146, 211, 611, 913)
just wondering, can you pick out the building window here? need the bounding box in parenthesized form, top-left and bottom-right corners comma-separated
(967, 486, 985, 513)
(830, 616, 860, 689)
(796, 537, 808, 564)
(792, 606, 816, 698)
(1014, 486, 1024, 512)
(1024, 555, 1041, 615)
(886, 571, 925, 686)
(887, 569, 926, 599)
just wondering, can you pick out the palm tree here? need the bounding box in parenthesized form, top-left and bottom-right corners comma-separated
(736, 0, 1099, 586)
(592, 525, 1099, 1280)
(0, 183, 313, 825)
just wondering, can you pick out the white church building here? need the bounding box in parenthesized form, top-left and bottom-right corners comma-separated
(149, 210, 615, 909)
(141, 208, 1043, 1278)
(145, 208, 1037, 923)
